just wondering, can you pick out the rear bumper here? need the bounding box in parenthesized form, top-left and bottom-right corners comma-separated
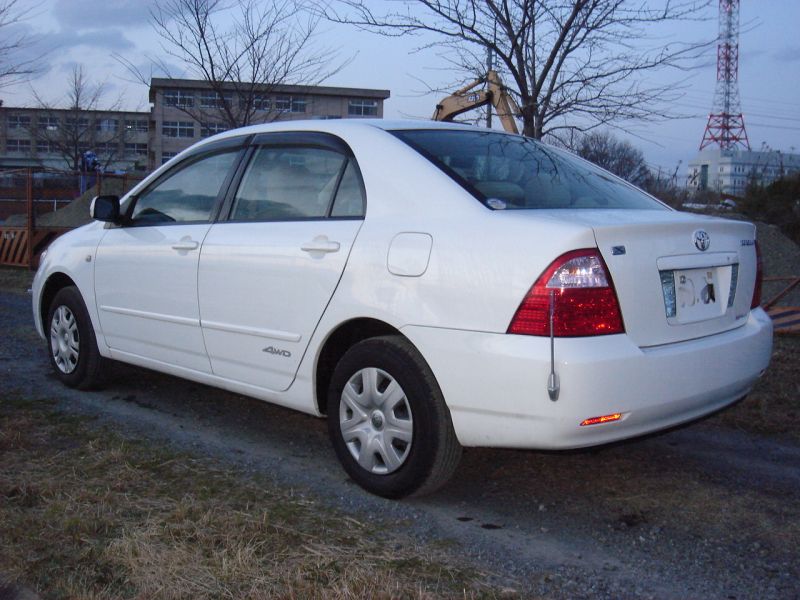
(402, 308, 773, 449)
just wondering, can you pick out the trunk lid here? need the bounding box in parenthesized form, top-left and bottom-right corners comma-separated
(543, 209, 758, 347)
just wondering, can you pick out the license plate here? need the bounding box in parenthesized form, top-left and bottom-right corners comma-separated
(672, 267, 723, 323)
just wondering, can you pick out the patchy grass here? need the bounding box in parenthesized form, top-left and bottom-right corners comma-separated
(0, 396, 501, 600)
(0, 267, 33, 295)
(714, 335, 800, 443)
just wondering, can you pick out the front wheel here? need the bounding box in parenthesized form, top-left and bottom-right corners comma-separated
(327, 335, 462, 498)
(46, 286, 109, 390)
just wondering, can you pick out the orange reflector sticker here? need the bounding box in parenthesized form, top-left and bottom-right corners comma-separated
(579, 413, 622, 427)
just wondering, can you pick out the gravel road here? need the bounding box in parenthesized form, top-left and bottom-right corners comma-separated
(2, 287, 799, 600)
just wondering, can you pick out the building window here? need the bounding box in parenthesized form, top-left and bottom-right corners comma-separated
(7, 139, 31, 153)
(164, 89, 195, 108)
(348, 99, 378, 116)
(96, 141, 118, 153)
(66, 117, 89, 129)
(36, 140, 57, 154)
(201, 122, 227, 137)
(96, 119, 118, 133)
(38, 117, 59, 131)
(253, 95, 271, 111)
(162, 121, 194, 138)
(125, 119, 148, 133)
(125, 143, 148, 156)
(199, 91, 232, 108)
(7, 115, 31, 129)
(162, 151, 178, 165)
(275, 96, 306, 113)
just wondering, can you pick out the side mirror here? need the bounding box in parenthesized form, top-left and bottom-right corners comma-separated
(90, 195, 121, 223)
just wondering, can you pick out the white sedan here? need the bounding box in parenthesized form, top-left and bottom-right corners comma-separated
(32, 120, 773, 498)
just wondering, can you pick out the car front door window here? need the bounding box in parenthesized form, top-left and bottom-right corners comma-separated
(130, 151, 239, 224)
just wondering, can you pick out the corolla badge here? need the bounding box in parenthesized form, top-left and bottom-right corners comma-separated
(693, 229, 710, 252)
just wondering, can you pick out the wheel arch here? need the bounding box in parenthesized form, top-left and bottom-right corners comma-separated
(40, 272, 78, 327)
(314, 317, 408, 415)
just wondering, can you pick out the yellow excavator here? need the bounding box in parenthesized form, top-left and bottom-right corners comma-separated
(432, 70, 521, 134)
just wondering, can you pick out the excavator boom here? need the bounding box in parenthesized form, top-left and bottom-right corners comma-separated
(432, 70, 520, 135)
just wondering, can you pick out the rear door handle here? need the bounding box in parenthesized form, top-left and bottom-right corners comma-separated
(301, 238, 340, 254)
(171, 240, 199, 251)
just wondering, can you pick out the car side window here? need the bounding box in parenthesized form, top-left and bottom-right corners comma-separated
(230, 147, 348, 221)
(330, 160, 365, 218)
(130, 151, 239, 224)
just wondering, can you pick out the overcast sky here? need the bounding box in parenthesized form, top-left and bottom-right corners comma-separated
(2, 0, 799, 177)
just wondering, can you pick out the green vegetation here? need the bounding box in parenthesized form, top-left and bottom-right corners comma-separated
(741, 172, 800, 245)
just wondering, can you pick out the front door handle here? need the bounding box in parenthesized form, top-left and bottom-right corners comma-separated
(301, 237, 340, 254)
(172, 239, 199, 251)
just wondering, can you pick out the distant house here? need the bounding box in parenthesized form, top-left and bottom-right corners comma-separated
(0, 79, 391, 172)
(687, 148, 800, 196)
(147, 79, 390, 170)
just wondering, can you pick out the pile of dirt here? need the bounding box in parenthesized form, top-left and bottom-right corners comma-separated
(755, 221, 800, 307)
(4, 178, 128, 228)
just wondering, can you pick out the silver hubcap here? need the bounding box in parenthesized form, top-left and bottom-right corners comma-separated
(50, 305, 80, 374)
(339, 367, 413, 475)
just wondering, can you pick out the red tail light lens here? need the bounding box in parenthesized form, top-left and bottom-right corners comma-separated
(751, 240, 763, 309)
(508, 249, 624, 337)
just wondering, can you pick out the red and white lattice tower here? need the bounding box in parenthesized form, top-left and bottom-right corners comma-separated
(699, 0, 750, 150)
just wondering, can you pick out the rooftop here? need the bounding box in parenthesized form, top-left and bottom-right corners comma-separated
(149, 78, 391, 102)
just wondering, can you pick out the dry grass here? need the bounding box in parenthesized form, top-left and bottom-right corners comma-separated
(714, 335, 800, 443)
(0, 396, 499, 600)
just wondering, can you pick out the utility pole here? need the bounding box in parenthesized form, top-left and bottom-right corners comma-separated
(700, 0, 750, 150)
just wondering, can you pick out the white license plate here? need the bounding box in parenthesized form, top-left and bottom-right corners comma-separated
(673, 267, 723, 323)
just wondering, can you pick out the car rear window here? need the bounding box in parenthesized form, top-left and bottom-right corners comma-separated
(391, 129, 666, 211)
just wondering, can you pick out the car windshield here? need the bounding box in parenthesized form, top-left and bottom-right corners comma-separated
(391, 129, 666, 211)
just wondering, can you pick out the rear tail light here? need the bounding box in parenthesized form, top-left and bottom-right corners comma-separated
(507, 249, 625, 337)
(751, 240, 763, 309)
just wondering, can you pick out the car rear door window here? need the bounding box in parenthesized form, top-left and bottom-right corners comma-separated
(230, 147, 349, 221)
(130, 150, 239, 224)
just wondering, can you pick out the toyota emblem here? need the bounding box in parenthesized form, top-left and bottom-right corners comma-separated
(693, 229, 710, 252)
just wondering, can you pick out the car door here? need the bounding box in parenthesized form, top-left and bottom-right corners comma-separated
(94, 140, 245, 372)
(198, 132, 366, 391)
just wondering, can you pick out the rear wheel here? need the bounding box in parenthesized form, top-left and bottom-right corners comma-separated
(327, 335, 461, 498)
(46, 286, 109, 390)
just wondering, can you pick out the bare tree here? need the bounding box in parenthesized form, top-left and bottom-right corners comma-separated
(119, 0, 348, 129)
(0, 0, 40, 88)
(574, 130, 651, 186)
(28, 66, 131, 171)
(326, 0, 711, 140)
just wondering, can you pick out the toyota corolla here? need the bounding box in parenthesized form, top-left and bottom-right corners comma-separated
(32, 120, 773, 498)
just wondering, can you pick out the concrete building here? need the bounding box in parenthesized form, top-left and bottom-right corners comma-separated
(148, 79, 390, 169)
(0, 105, 150, 172)
(1, 79, 391, 172)
(687, 148, 800, 196)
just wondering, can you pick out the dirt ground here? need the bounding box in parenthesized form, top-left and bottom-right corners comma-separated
(1, 268, 799, 599)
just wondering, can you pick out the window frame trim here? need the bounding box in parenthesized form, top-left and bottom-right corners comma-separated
(218, 131, 367, 224)
(121, 136, 250, 228)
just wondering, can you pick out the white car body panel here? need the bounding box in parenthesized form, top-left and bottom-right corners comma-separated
(94, 223, 213, 372)
(32, 119, 773, 451)
(198, 219, 363, 391)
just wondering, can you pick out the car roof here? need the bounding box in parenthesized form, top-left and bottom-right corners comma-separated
(197, 118, 516, 148)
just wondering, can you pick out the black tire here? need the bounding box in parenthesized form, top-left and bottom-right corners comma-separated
(327, 335, 462, 498)
(46, 286, 110, 390)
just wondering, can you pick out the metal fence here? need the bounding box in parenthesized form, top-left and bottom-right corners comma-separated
(0, 168, 147, 268)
